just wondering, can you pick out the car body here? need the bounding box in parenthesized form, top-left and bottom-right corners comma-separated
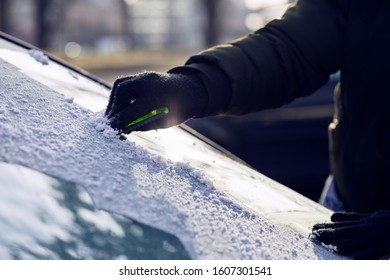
(0, 32, 344, 260)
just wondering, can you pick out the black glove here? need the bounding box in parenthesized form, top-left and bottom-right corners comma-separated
(105, 71, 208, 133)
(312, 210, 390, 259)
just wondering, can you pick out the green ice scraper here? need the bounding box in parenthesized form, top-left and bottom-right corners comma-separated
(122, 107, 169, 134)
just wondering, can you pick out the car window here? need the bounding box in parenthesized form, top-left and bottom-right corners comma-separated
(0, 162, 190, 260)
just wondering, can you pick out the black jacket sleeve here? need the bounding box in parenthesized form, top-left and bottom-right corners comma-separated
(184, 0, 347, 115)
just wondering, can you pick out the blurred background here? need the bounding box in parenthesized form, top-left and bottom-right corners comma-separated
(0, 0, 292, 79)
(0, 0, 336, 202)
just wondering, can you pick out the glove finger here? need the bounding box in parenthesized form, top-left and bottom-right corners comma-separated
(314, 224, 369, 245)
(334, 232, 376, 257)
(312, 220, 360, 231)
(331, 212, 371, 222)
(312, 222, 335, 231)
(105, 76, 132, 116)
(107, 76, 145, 119)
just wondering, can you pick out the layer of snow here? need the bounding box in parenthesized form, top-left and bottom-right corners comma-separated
(310, 231, 338, 253)
(28, 49, 49, 65)
(0, 56, 342, 259)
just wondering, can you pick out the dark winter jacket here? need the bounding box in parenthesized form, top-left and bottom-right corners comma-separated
(175, 0, 390, 212)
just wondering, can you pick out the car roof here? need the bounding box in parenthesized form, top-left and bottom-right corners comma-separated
(0, 32, 343, 259)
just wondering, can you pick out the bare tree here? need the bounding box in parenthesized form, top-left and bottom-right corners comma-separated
(0, 0, 10, 33)
(36, 0, 51, 49)
(120, 0, 130, 36)
(35, 0, 74, 50)
(200, 0, 221, 47)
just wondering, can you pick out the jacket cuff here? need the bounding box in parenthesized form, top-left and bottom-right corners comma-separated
(168, 62, 232, 118)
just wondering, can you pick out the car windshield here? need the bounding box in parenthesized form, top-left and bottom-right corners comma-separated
(0, 162, 190, 260)
(0, 34, 340, 259)
(0, 39, 108, 112)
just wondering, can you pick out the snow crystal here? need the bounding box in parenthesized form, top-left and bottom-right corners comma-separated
(88, 111, 119, 139)
(64, 97, 74, 103)
(28, 49, 49, 65)
(309, 232, 338, 253)
(321, 243, 338, 252)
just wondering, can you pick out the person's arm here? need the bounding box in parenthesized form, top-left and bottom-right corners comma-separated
(185, 0, 347, 115)
(106, 0, 347, 132)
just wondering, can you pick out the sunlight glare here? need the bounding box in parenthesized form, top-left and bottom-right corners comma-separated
(245, 0, 288, 10)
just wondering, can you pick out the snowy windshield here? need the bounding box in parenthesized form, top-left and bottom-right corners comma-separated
(0, 35, 340, 259)
(0, 44, 108, 113)
(0, 162, 189, 259)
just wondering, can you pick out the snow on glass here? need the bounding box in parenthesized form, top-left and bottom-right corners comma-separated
(0, 58, 342, 260)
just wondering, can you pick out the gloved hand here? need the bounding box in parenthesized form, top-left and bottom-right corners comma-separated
(312, 210, 390, 259)
(105, 71, 208, 133)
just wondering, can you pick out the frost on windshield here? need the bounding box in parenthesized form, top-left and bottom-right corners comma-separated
(0, 58, 341, 260)
(89, 112, 119, 139)
(0, 162, 189, 260)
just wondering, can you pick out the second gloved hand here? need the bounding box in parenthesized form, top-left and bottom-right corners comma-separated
(312, 210, 390, 259)
(105, 71, 208, 133)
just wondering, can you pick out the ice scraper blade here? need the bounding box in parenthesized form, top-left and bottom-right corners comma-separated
(120, 107, 169, 134)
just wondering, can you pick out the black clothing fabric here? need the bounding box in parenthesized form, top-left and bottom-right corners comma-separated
(312, 210, 390, 259)
(169, 63, 232, 117)
(175, 0, 390, 212)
